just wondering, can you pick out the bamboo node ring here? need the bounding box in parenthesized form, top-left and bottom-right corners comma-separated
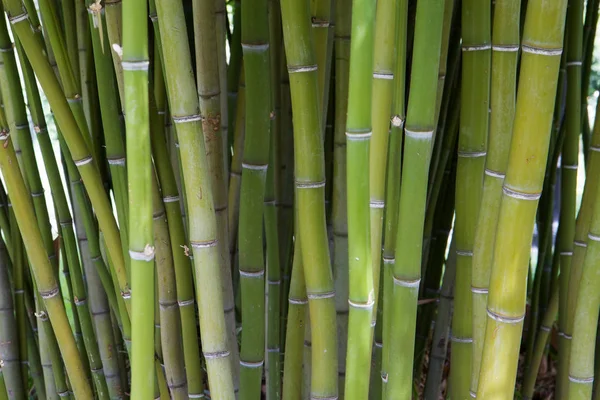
(288, 64, 318, 73)
(188, 394, 205, 399)
(348, 298, 375, 310)
(521, 44, 563, 56)
(311, 18, 329, 28)
(15, 123, 29, 130)
(462, 44, 491, 51)
(470, 391, 477, 398)
(566, 60, 583, 66)
(121, 60, 150, 71)
(163, 195, 180, 203)
(559, 251, 573, 256)
(0, 45, 13, 52)
(121, 290, 131, 300)
(178, 299, 194, 307)
(486, 308, 525, 324)
(562, 163, 578, 170)
(345, 131, 372, 140)
(405, 128, 434, 139)
(74, 156, 93, 167)
(288, 297, 308, 305)
(242, 162, 269, 171)
(569, 375, 594, 384)
(370, 200, 385, 209)
(375, 341, 383, 348)
(502, 186, 541, 201)
(129, 244, 155, 261)
(456, 250, 473, 257)
(153, 211, 165, 220)
(8, 13, 28, 25)
(108, 157, 126, 165)
(540, 325, 551, 332)
(310, 396, 338, 400)
(203, 350, 230, 359)
(58, 391, 70, 398)
(471, 286, 488, 294)
(40, 287, 60, 299)
(588, 232, 600, 242)
(267, 347, 280, 353)
(450, 334, 473, 343)
(190, 239, 218, 249)
(590, 145, 600, 152)
(492, 44, 520, 52)
(307, 290, 336, 300)
(34, 311, 48, 320)
(0, 130, 9, 141)
(574, 240, 588, 248)
(458, 150, 486, 158)
(172, 114, 203, 124)
(295, 180, 326, 189)
(373, 72, 394, 80)
(392, 276, 421, 288)
(240, 359, 264, 368)
(382, 256, 395, 264)
(31, 191, 45, 198)
(267, 279, 281, 285)
(381, 373, 389, 383)
(239, 269, 265, 278)
(484, 169, 505, 179)
(241, 42, 269, 51)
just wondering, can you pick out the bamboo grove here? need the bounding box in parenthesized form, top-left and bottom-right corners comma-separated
(0, 0, 600, 398)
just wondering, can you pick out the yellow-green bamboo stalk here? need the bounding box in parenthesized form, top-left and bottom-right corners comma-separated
(476, 1, 568, 396)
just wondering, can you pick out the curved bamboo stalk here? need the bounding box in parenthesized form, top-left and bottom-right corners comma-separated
(476, 1, 568, 396)
(280, 0, 338, 397)
(470, 0, 519, 394)
(154, 0, 236, 397)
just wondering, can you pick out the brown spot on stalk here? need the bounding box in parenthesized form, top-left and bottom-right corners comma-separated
(181, 244, 190, 257)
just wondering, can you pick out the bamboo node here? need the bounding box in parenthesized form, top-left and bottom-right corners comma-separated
(240, 359, 264, 368)
(382, 256, 395, 264)
(67, 95, 82, 103)
(574, 240, 588, 248)
(172, 114, 203, 124)
(242, 162, 269, 171)
(159, 300, 178, 310)
(59, 219, 73, 227)
(13, 289, 24, 294)
(486, 308, 525, 324)
(492, 44, 520, 52)
(588, 232, 600, 242)
(373, 72, 394, 80)
(240, 269, 265, 278)
(295, 180, 326, 189)
(392, 276, 420, 288)
(163, 195, 180, 203)
(188, 394, 205, 399)
(345, 130, 372, 141)
(590, 145, 600, 152)
(0, 44, 13, 53)
(203, 350, 230, 360)
(129, 244, 155, 261)
(34, 311, 48, 321)
(375, 341, 383, 348)
(74, 156, 93, 167)
(58, 391, 69, 398)
(241, 42, 269, 52)
(310, 395, 338, 400)
(348, 298, 374, 310)
(287, 64, 317, 73)
(288, 297, 308, 305)
(15, 123, 28, 130)
(462, 44, 492, 52)
(149, 13, 158, 22)
(470, 390, 477, 398)
(311, 17, 330, 27)
(391, 115, 404, 128)
(108, 157, 126, 166)
(484, 169, 505, 179)
(381, 372, 388, 383)
(470, 286, 488, 294)
(0, 130, 9, 141)
(8, 13, 28, 25)
(190, 239, 218, 249)
(449, 334, 472, 343)
(121, 290, 131, 300)
(307, 290, 335, 300)
(456, 250, 473, 257)
(40, 287, 59, 300)
(267, 279, 281, 285)
(121, 60, 150, 71)
(267, 347, 280, 353)
(502, 186, 541, 201)
(31, 190, 44, 198)
(152, 211, 165, 220)
(559, 251, 573, 256)
(540, 325, 551, 332)
(569, 375, 594, 384)
(562, 163, 578, 170)
(521, 44, 563, 56)
(566, 60, 583, 67)
(74, 297, 87, 306)
(405, 128, 434, 139)
(458, 150, 486, 158)
(370, 200, 385, 209)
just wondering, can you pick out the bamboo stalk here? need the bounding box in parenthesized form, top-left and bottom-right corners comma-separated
(154, 0, 236, 396)
(476, 1, 568, 396)
(280, 0, 338, 397)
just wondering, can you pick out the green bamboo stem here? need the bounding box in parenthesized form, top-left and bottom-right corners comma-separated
(237, 0, 273, 392)
(280, 0, 338, 397)
(469, 0, 518, 394)
(60, 0, 80, 92)
(192, 0, 239, 386)
(386, 3, 444, 399)
(522, 283, 558, 399)
(368, 0, 397, 330)
(122, 0, 154, 395)
(0, 235, 25, 399)
(281, 238, 306, 400)
(4, 3, 130, 318)
(423, 239, 456, 400)
(226, 0, 242, 139)
(0, 117, 92, 398)
(25, 318, 45, 400)
(449, 0, 491, 396)
(87, 4, 129, 260)
(379, 0, 407, 394)
(150, 54, 205, 398)
(154, 0, 236, 397)
(557, 0, 585, 396)
(332, 0, 351, 389)
(265, 0, 282, 395)
(37, 309, 59, 400)
(311, 0, 334, 126)
(215, 0, 228, 181)
(475, 1, 568, 396)
(343, 0, 377, 395)
(104, 0, 124, 107)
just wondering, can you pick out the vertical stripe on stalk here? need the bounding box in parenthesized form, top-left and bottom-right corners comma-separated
(476, 1, 568, 396)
